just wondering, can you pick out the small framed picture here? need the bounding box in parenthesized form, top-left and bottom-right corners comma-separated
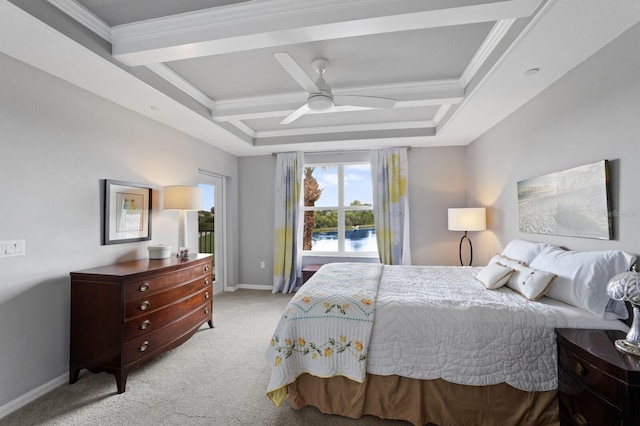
(103, 179, 152, 245)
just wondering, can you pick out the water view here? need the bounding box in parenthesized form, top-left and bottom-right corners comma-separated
(311, 227, 377, 252)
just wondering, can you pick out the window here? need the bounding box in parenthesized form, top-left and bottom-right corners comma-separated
(303, 163, 377, 255)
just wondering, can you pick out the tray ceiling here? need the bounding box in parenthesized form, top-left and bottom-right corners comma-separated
(2, 0, 640, 155)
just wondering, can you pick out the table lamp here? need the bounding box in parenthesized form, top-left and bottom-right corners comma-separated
(164, 185, 202, 258)
(607, 265, 640, 356)
(448, 207, 486, 266)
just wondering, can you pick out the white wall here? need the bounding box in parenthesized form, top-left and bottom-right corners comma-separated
(237, 146, 469, 288)
(467, 22, 640, 263)
(0, 52, 239, 413)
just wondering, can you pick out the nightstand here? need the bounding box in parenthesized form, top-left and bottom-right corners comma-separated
(556, 328, 640, 425)
(302, 264, 322, 283)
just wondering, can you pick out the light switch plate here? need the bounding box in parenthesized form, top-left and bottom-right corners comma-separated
(0, 240, 25, 258)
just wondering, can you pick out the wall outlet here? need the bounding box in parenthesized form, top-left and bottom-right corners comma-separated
(0, 240, 25, 258)
(260, 261, 265, 269)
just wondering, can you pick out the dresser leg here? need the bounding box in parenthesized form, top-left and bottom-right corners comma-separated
(208, 319, 214, 328)
(69, 367, 81, 384)
(115, 371, 128, 394)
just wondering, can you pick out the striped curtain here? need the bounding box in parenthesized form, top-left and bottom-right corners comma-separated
(371, 148, 411, 265)
(272, 152, 304, 293)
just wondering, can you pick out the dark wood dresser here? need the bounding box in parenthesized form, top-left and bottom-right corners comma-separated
(70, 254, 213, 393)
(556, 328, 640, 425)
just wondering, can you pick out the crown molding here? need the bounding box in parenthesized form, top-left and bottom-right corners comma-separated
(47, 0, 111, 41)
(145, 63, 215, 110)
(460, 18, 516, 86)
(254, 120, 435, 139)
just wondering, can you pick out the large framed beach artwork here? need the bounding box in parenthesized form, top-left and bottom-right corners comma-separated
(103, 179, 152, 245)
(517, 160, 612, 240)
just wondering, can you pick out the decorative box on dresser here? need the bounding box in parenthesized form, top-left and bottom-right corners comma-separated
(70, 254, 213, 393)
(556, 328, 640, 425)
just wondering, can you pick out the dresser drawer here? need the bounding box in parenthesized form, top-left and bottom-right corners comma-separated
(125, 277, 211, 319)
(558, 343, 621, 406)
(124, 287, 211, 342)
(124, 302, 212, 366)
(558, 374, 622, 425)
(124, 261, 211, 300)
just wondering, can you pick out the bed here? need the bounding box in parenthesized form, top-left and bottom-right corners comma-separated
(265, 240, 635, 425)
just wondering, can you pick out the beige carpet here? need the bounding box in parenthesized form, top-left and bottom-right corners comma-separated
(1, 290, 407, 425)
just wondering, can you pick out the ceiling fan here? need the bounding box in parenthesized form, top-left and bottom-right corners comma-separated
(274, 52, 396, 125)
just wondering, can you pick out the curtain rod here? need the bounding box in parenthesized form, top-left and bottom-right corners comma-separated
(271, 147, 411, 157)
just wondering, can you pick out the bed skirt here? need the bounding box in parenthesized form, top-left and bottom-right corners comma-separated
(287, 373, 558, 426)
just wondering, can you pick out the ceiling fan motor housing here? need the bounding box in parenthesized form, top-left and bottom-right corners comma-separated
(307, 92, 333, 111)
(307, 76, 333, 111)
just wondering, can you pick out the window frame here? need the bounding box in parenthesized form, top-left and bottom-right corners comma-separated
(302, 161, 377, 257)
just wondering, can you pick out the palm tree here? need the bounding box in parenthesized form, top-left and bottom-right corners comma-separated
(303, 167, 322, 250)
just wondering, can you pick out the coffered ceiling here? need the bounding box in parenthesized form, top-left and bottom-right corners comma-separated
(1, 0, 639, 156)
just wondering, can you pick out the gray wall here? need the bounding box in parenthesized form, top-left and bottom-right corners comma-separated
(467, 22, 640, 263)
(237, 146, 468, 288)
(0, 53, 239, 411)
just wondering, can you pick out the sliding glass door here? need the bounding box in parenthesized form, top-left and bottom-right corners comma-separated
(198, 171, 225, 294)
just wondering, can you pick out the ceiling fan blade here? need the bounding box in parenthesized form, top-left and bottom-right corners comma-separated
(273, 52, 319, 93)
(281, 103, 311, 125)
(333, 95, 396, 109)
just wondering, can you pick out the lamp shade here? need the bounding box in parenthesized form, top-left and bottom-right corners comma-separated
(448, 208, 486, 232)
(163, 186, 202, 211)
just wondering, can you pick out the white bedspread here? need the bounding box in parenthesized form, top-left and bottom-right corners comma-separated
(366, 265, 627, 391)
(266, 263, 629, 403)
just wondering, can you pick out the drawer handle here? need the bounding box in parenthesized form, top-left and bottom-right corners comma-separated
(139, 319, 151, 330)
(573, 361, 585, 376)
(138, 282, 149, 292)
(204, 265, 210, 272)
(204, 278, 209, 286)
(572, 413, 587, 426)
(205, 291, 210, 299)
(205, 307, 210, 315)
(139, 300, 150, 311)
(139, 341, 150, 352)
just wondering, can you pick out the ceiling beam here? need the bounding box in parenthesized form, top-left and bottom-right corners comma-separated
(111, 0, 543, 66)
(212, 79, 464, 121)
(255, 120, 436, 138)
(254, 127, 436, 146)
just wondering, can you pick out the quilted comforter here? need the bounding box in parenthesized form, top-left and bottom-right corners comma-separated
(367, 264, 566, 389)
(266, 262, 626, 406)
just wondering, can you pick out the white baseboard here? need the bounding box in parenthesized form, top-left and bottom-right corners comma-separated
(227, 284, 273, 291)
(0, 373, 67, 419)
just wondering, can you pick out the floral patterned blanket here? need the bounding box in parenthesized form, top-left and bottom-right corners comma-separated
(266, 262, 382, 406)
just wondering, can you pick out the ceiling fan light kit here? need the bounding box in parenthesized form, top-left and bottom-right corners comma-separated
(274, 52, 396, 124)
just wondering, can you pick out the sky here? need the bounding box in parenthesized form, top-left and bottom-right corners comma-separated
(312, 164, 373, 207)
(198, 183, 215, 211)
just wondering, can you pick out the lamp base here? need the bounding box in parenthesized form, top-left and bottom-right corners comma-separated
(458, 232, 473, 266)
(614, 339, 640, 356)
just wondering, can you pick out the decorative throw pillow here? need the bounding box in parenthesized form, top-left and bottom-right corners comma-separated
(476, 263, 514, 289)
(501, 239, 555, 265)
(506, 264, 557, 301)
(489, 254, 523, 269)
(530, 246, 636, 319)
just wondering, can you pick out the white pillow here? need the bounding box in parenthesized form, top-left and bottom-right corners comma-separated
(501, 239, 554, 265)
(529, 246, 636, 318)
(476, 263, 514, 289)
(489, 254, 523, 269)
(506, 264, 556, 301)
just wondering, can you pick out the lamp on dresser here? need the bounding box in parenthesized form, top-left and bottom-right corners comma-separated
(448, 207, 486, 266)
(164, 185, 202, 258)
